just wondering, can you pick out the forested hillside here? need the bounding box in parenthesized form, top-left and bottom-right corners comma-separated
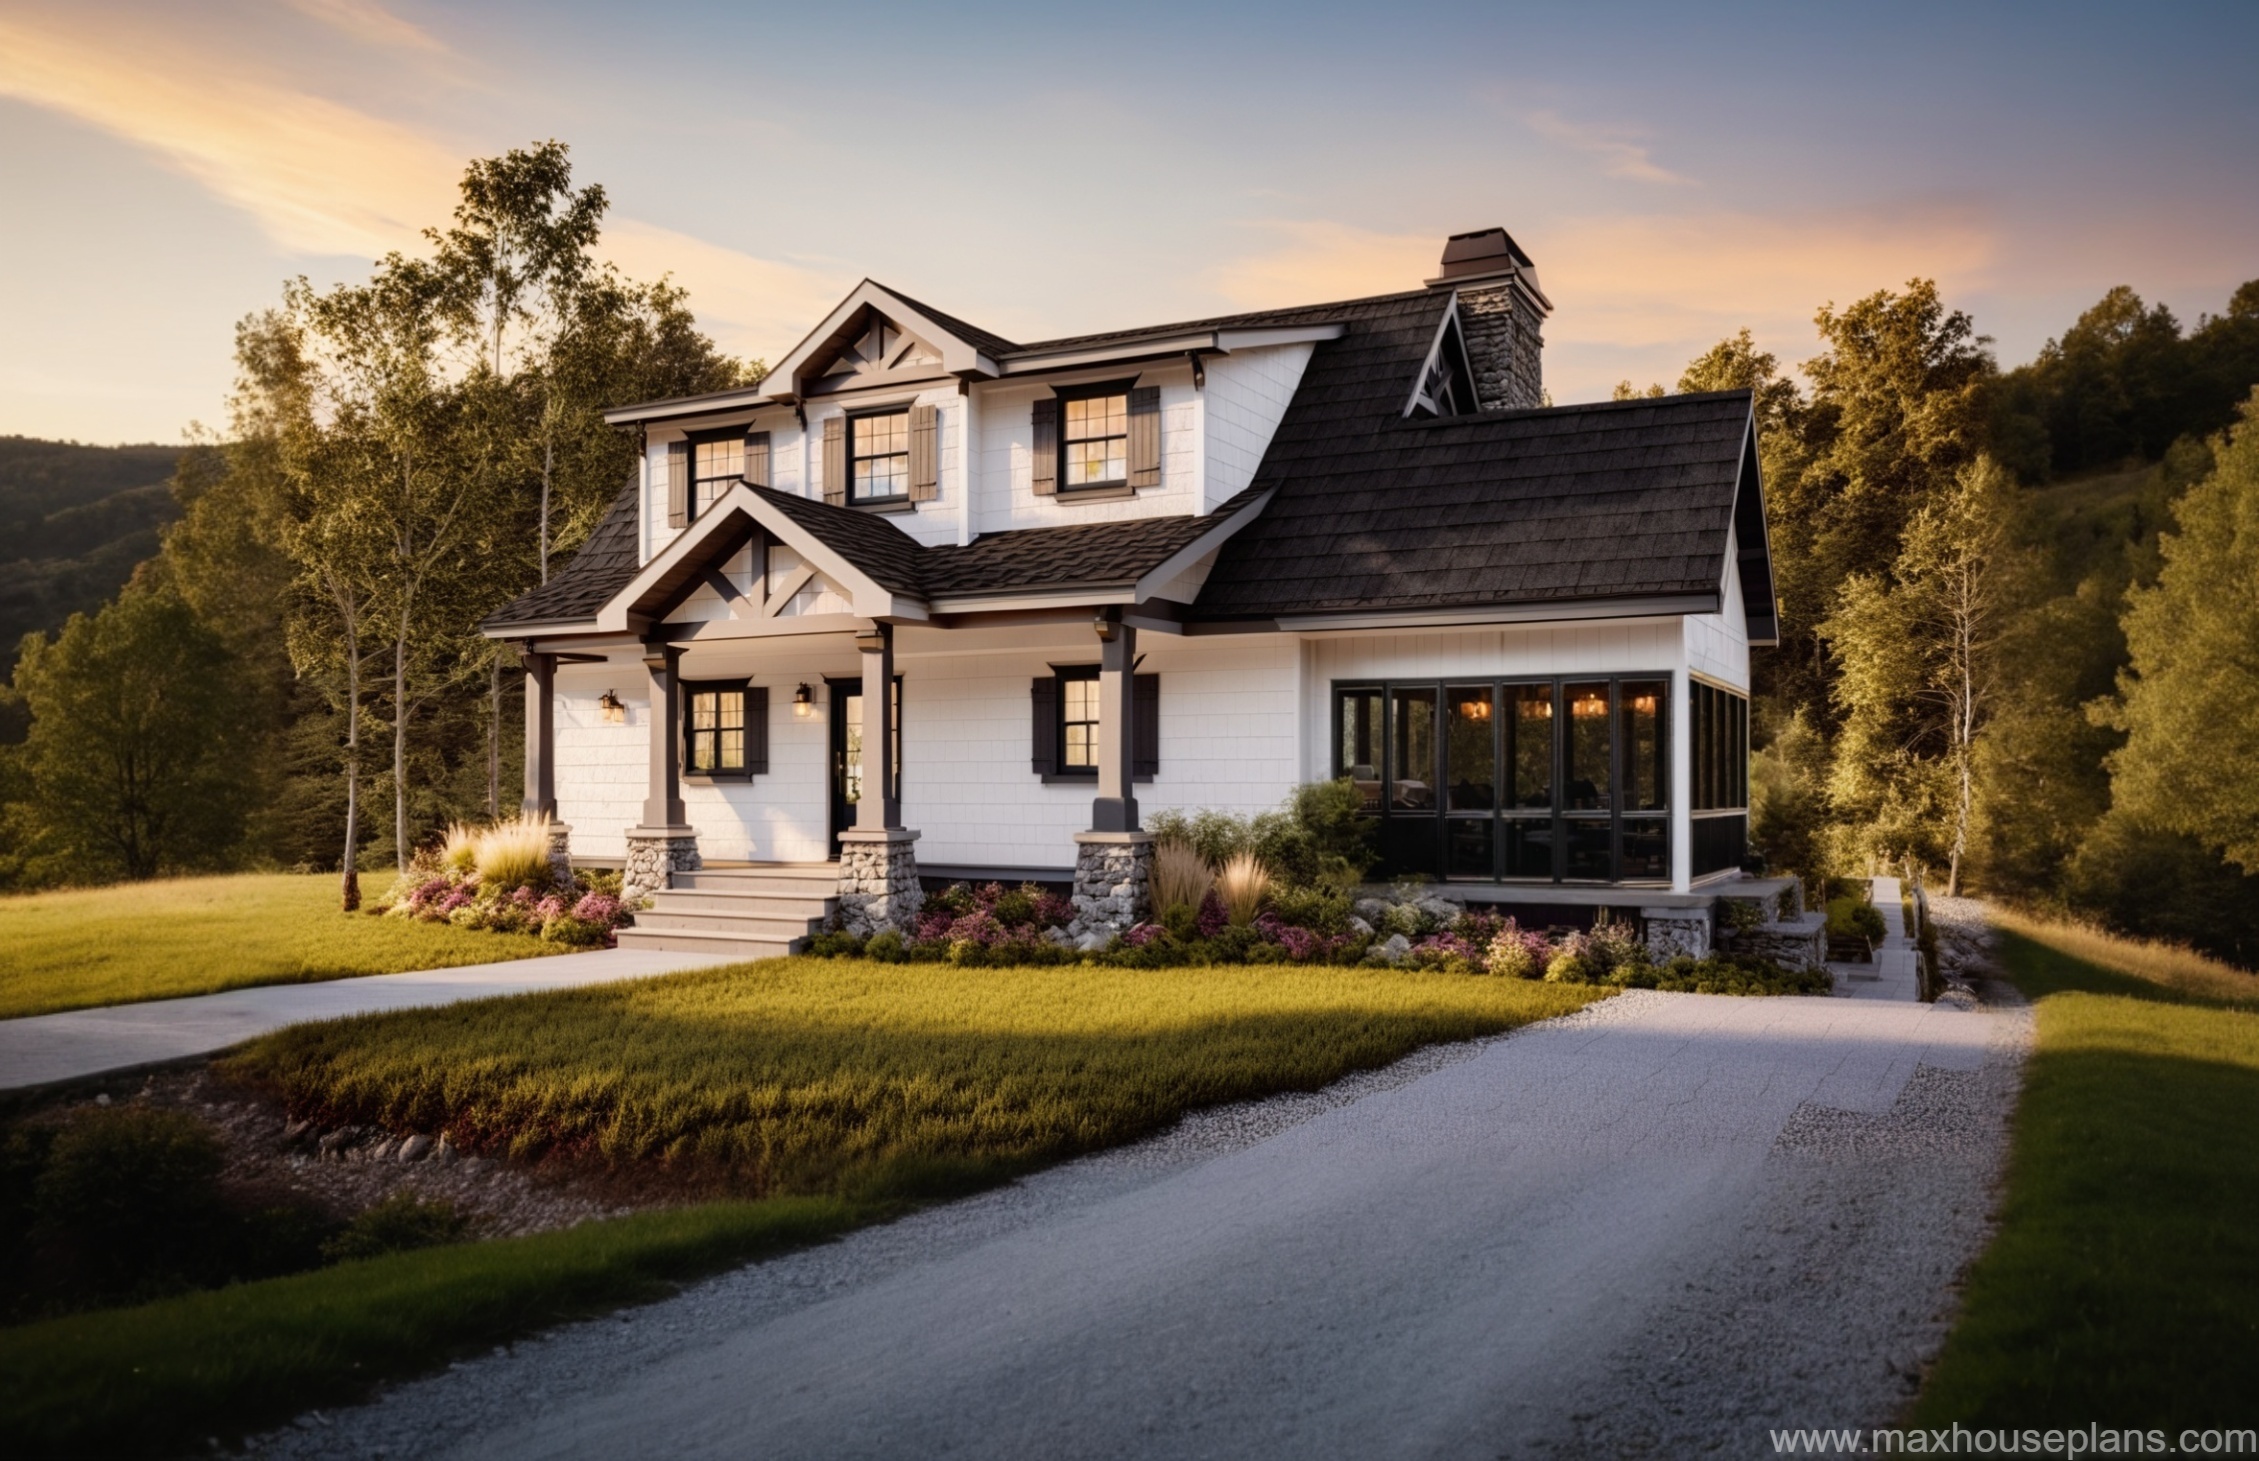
(0, 437, 183, 681)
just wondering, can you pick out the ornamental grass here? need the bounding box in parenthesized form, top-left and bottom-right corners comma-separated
(1151, 839, 1214, 916)
(470, 814, 555, 891)
(1216, 851, 1273, 927)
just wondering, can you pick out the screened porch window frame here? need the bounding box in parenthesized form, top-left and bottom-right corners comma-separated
(1331, 673, 1675, 886)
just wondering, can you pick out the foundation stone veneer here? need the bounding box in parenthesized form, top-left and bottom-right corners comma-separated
(623, 827, 700, 906)
(837, 828, 923, 937)
(1641, 909, 1713, 961)
(1068, 832, 1155, 944)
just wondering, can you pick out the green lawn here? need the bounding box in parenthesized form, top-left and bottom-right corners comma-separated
(0, 873, 560, 1021)
(1912, 913, 2259, 1430)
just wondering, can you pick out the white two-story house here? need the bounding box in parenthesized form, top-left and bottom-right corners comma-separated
(482, 227, 1780, 956)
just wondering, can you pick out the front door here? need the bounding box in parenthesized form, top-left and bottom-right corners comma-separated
(826, 675, 902, 855)
(827, 678, 863, 856)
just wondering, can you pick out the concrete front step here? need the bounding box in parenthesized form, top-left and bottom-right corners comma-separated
(651, 890, 838, 919)
(673, 869, 841, 896)
(614, 927, 799, 958)
(633, 909, 824, 942)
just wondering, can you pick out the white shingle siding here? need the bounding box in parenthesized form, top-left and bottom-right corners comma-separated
(552, 663, 650, 864)
(1684, 525, 1752, 691)
(973, 364, 1203, 533)
(1201, 344, 1313, 511)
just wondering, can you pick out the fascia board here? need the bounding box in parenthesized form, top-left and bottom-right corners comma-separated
(1273, 594, 1719, 633)
(594, 486, 918, 632)
(1131, 490, 1275, 603)
(602, 388, 770, 426)
(927, 586, 1138, 614)
(995, 324, 1345, 377)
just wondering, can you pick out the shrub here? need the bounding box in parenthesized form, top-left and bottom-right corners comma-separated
(28, 1109, 230, 1302)
(1587, 911, 1644, 972)
(1265, 883, 1350, 935)
(865, 930, 906, 962)
(1718, 898, 1766, 935)
(1152, 839, 1214, 916)
(1544, 950, 1597, 984)
(1196, 888, 1229, 939)
(1217, 852, 1273, 927)
(1827, 896, 1887, 943)
(473, 814, 556, 891)
(321, 1195, 467, 1264)
(538, 915, 608, 948)
(1485, 920, 1551, 979)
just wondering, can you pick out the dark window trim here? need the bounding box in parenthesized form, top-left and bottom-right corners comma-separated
(1048, 663, 1101, 781)
(681, 678, 758, 781)
(1332, 674, 1677, 887)
(684, 425, 748, 522)
(1052, 377, 1139, 494)
(846, 406, 912, 505)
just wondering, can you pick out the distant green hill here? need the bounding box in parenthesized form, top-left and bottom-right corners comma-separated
(0, 437, 182, 676)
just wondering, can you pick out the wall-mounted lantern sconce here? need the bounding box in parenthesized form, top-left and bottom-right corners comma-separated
(597, 689, 626, 725)
(792, 682, 816, 719)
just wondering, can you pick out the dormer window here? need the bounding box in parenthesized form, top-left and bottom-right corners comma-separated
(1062, 390, 1129, 489)
(690, 431, 744, 516)
(849, 410, 910, 502)
(1406, 308, 1479, 420)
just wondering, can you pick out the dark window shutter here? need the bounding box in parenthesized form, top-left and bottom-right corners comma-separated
(1031, 397, 1058, 496)
(746, 685, 769, 775)
(1128, 385, 1162, 489)
(1030, 675, 1057, 776)
(822, 416, 847, 505)
(909, 403, 939, 502)
(666, 440, 690, 527)
(743, 430, 770, 490)
(1133, 672, 1159, 782)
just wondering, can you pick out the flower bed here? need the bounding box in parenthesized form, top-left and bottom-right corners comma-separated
(806, 878, 1828, 995)
(366, 824, 636, 948)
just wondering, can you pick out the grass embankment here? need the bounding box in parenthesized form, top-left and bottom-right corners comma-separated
(3, 958, 1599, 1456)
(1912, 911, 2259, 1430)
(0, 873, 559, 1021)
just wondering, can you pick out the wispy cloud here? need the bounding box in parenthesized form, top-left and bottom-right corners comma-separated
(0, 4, 847, 364)
(0, 9, 459, 256)
(1526, 110, 1692, 186)
(281, 0, 449, 55)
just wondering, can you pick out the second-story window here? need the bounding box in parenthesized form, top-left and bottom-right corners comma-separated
(691, 432, 743, 516)
(1061, 391, 1128, 490)
(850, 410, 910, 502)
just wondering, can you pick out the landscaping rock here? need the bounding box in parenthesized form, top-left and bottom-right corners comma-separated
(1346, 916, 1375, 938)
(1043, 926, 1074, 947)
(398, 1134, 434, 1163)
(1075, 931, 1111, 953)
(1414, 896, 1463, 923)
(369, 1138, 397, 1163)
(1379, 933, 1412, 964)
(1353, 897, 1393, 923)
(434, 1135, 459, 1164)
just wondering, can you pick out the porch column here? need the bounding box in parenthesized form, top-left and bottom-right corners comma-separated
(1092, 613, 1138, 832)
(622, 640, 698, 906)
(640, 642, 686, 828)
(837, 622, 920, 937)
(520, 648, 556, 817)
(855, 625, 900, 830)
(1069, 610, 1154, 947)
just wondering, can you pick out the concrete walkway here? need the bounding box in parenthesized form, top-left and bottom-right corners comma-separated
(259, 989, 2029, 1461)
(0, 949, 735, 1091)
(1838, 875, 1924, 1001)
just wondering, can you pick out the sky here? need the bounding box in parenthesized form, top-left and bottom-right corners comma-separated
(2, 0, 2255, 445)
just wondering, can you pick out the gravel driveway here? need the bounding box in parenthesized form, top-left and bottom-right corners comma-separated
(256, 986, 2029, 1460)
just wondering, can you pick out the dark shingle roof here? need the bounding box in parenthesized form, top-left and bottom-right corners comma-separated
(481, 483, 642, 630)
(1192, 290, 1754, 618)
(921, 498, 1251, 596)
(749, 486, 929, 596)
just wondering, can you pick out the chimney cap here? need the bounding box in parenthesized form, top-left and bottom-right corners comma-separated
(1436, 227, 1534, 279)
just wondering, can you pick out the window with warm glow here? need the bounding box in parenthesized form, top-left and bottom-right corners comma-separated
(1058, 666, 1100, 772)
(685, 686, 747, 775)
(1061, 393, 1128, 489)
(849, 411, 910, 501)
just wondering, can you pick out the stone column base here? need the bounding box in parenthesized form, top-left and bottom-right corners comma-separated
(622, 825, 700, 906)
(544, 822, 574, 888)
(1641, 906, 1712, 961)
(838, 828, 922, 937)
(1068, 831, 1155, 947)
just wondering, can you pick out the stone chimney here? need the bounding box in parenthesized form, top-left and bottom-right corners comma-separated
(1427, 228, 1553, 411)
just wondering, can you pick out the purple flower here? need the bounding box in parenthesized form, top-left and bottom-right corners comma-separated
(1197, 889, 1228, 939)
(1124, 922, 1166, 948)
(571, 892, 622, 927)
